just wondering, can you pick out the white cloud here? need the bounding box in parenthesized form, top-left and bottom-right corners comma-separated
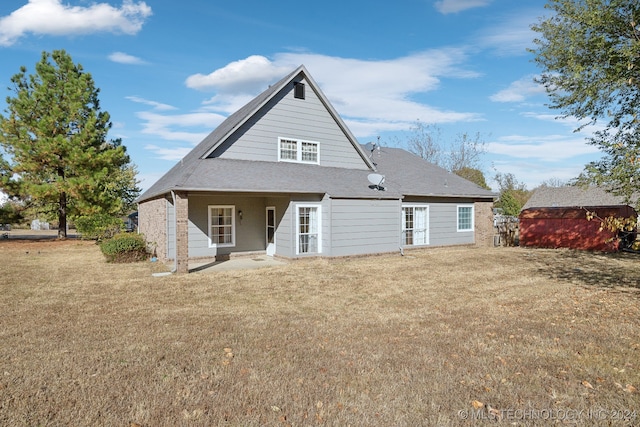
(136, 111, 225, 143)
(486, 134, 599, 162)
(201, 93, 260, 115)
(490, 75, 545, 102)
(184, 51, 482, 138)
(126, 96, 177, 111)
(109, 51, 147, 65)
(476, 10, 541, 56)
(521, 111, 606, 134)
(490, 159, 587, 190)
(0, 0, 152, 46)
(136, 171, 166, 192)
(143, 145, 193, 161)
(185, 55, 291, 93)
(434, 0, 492, 14)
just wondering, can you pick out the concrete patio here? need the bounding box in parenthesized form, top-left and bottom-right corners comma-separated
(187, 254, 287, 272)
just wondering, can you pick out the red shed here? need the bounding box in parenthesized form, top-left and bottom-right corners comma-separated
(519, 187, 638, 252)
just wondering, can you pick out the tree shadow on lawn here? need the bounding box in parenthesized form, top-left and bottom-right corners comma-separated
(534, 249, 640, 293)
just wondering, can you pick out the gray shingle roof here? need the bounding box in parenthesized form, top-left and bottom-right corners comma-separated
(141, 157, 403, 199)
(137, 65, 496, 203)
(373, 146, 496, 198)
(522, 186, 630, 210)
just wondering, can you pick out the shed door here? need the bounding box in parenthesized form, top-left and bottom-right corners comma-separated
(266, 207, 276, 256)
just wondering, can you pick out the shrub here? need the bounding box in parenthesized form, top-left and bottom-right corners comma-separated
(75, 214, 124, 241)
(99, 233, 148, 263)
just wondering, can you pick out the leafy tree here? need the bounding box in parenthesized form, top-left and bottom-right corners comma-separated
(454, 166, 491, 190)
(0, 50, 140, 238)
(495, 191, 522, 217)
(531, 0, 640, 206)
(0, 199, 23, 225)
(493, 172, 531, 216)
(75, 213, 124, 241)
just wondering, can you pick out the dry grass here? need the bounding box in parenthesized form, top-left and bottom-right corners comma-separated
(1, 237, 639, 426)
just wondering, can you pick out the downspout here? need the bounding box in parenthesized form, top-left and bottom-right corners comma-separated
(399, 196, 405, 256)
(170, 190, 177, 273)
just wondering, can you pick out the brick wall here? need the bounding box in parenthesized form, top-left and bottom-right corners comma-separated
(474, 201, 495, 247)
(174, 191, 189, 274)
(138, 196, 168, 260)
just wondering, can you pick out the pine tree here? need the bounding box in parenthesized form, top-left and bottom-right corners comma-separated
(0, 50, 140, 238)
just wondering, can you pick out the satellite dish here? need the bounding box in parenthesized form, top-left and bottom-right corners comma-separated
(367, 173, 385, 190)
(365, 141, 376, 152)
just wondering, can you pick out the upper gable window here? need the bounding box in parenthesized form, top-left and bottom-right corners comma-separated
(294, 82, 305, 99)
(278, 137, 319, 164)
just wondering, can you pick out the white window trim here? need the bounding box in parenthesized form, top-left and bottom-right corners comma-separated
(278, 137, 320, 164)
(402, 204, 430, 246)
(457, 204, 474, 232)
(208, 205, 236, 248)
(296, 204, 322, 255)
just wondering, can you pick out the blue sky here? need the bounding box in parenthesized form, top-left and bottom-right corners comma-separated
(0, 0, 603, 193)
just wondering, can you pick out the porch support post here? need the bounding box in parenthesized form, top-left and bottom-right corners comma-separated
(175, 191, 189, 274)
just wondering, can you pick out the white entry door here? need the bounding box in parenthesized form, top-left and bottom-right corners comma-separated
(266, 207, 276, 256)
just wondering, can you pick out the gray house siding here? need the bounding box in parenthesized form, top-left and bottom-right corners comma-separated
(321, 195, 332, 257)
(271, 195, 325, 258)
(183, 194, 291, 258)
(277, 201, 295, 258)
(168, 193, 477, 261)
(213, 77, 369, 170)
(429, 203, 474, 246)
(401, 197, 477, 247)
(328, 198, 402, 256)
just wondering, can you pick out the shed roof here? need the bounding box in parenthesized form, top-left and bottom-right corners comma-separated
(522, 186, 631, 210)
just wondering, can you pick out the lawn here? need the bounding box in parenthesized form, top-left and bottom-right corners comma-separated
(0, 238, 638, 426)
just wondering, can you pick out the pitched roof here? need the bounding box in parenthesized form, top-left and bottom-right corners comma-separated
(141, 157, 403, 199)
(522, 186, 630, 210)
(137, 65, 495, 203)
(372, 146, 495, 199)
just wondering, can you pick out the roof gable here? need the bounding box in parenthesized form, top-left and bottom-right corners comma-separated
(200, 65, 374, 169)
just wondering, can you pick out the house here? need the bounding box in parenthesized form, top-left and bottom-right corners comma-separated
(519, 186, 638, 252)
(137, 65, 496, 273)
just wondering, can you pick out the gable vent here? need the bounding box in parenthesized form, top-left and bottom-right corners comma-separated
(294, 82, 305, 99)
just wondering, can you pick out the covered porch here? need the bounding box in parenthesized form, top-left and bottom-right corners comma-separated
(170, 191, 323, 273)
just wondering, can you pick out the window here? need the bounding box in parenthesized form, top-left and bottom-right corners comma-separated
(278, 137, 319, 164)
(457, 205, 474, 232)
(402, 205, 429, 246)
(279, 138, 297, 161)
(294, 82, 305, 99)
(297, 205, 321, 254)
(209, 205, 235, 247)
